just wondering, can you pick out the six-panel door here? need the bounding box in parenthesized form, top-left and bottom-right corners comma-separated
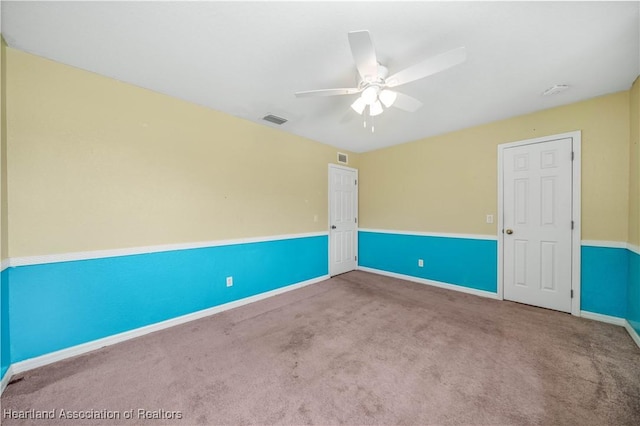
(329, 165, 358, 276)
(503, 138, 573, 312)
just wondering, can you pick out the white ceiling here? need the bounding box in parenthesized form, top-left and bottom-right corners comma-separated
(2, 1, 639, 153)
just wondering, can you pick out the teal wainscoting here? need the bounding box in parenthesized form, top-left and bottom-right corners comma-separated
(358, 231, 497, 293)
(581, 245, 629, 318)
(628, 249, 640, 335)
(1, 268, 9, 381)
(358, 232, 632, 321)
(7, 235, 327, 364)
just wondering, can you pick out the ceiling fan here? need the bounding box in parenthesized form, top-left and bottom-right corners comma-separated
(295, 31, 466, 130)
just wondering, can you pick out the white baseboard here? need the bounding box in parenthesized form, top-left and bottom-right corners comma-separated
(357, 266, 500, 300)
(0, 365, 13, 395)
(9, 275, 329, 376)
(580, 311, 627, 326)
(579, 312, 640, 350)
(624, 321, 640, 349)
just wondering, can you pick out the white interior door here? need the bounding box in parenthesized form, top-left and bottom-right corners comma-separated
(503, 137, 573, 312)
(329, 165, 358, 276)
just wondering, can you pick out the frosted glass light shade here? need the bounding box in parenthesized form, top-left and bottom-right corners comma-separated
(351, 96, 367, 114)
(369, 100, 383, 116)
(379, 89, 397, 108)
(361, 86, 379, 105)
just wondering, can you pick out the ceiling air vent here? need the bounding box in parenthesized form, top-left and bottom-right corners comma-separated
(337, 152, 348, 164)
(262, 114, 288, 125)
(542, 84, 569, 96)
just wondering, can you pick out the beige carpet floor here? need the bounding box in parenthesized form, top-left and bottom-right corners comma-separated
(2, 271, 639, 425)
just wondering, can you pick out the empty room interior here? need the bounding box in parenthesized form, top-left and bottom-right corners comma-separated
(0, 1, 639, 425)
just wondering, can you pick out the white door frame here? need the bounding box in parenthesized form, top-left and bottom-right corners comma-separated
(328, 164, 359, 276)
(497, 131, 581, 316)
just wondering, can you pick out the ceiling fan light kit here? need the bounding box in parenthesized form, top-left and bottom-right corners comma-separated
(369, 100, 384, 116)
(361, 86, 379, 104)
(295, 30, 467, 132)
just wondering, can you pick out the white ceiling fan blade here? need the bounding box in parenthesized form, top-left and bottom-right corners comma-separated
(348, 30, 378, 82)
(392, 92, 423, 112)
(295, 88, 360, 98)
(386, 47, 466, 88)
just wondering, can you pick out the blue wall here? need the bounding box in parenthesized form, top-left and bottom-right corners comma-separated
(1, 232, 637, 374)
(628, 250, 640, 335)
(359, 232, 633, 322)
(1, 268, 9, 380)
(6, 235, 327, 364)
(358, 231, 497, 292)
(581, 246, 629, 318)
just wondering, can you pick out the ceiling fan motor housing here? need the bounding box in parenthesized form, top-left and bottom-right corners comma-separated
(357, 64, 389, 89)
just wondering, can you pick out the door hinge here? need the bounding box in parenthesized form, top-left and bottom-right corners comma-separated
(571, 220, 574, 230)
(355, 217, 357, 223)
(571, 151, 574, 161)
(355, 255, 357, 261)
(355, 179, 357, 185)
(571, 289, 574, 298)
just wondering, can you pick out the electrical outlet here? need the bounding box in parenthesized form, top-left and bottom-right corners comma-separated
(418, 259, 424, 267)
(226, 276, 233, 287)
(486, 214, 494, 224)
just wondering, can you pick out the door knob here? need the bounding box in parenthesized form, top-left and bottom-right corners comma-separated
(505, 229, 513, 235)
(331, 225, 337, 229)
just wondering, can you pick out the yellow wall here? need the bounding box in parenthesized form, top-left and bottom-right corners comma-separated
(6, 48, 356, 257)
(359, 92, 630, 242)
(4, 45, 636, 257)
(1, 38, 7, 262)
(630, 77, 640, 246)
